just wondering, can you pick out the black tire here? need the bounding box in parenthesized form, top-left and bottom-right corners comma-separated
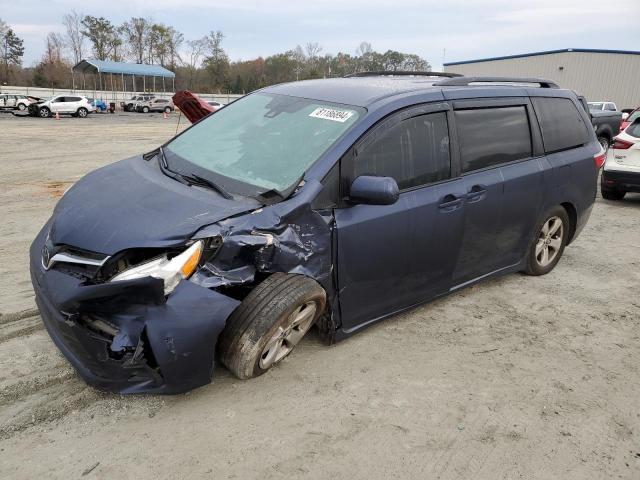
(18, 103, 26, 111)
(39, 107, 51, 118)
(601, 188, 626, 200)
(523, 206, 570, 276)
(77, 107, 88, 118)
(142, 106, 150, 113)
(218, 273, 326, 380)
(164, 106, 171, 113)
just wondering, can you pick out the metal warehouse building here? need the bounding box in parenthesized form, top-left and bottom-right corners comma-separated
(443, 48, 640, 110)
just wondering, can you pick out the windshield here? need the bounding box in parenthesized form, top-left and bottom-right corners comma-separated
(165, 92, 363, 193)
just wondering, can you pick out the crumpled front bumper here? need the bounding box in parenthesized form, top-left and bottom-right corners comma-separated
(29, 226, 240, 394)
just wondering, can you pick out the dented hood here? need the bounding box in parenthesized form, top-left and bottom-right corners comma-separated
(49, 155, 261, 255)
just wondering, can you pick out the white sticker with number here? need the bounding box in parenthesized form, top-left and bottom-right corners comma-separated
(309, 107, 354, 123)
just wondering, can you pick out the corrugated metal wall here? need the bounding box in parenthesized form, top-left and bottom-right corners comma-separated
(444, 51, 640, 109)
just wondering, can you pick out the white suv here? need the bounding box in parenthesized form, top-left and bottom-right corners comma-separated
(28, 95, 95, 118)
(0, 94, 34, 111)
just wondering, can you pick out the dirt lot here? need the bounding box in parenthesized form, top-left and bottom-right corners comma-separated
(1, 112, 639, 479)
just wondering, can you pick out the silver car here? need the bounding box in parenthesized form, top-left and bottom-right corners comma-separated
(135, 98, 174, 113)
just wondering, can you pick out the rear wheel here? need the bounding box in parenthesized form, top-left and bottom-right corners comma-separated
(39, 107, 51, 118)
(142, 106, 150, 113)
(218, 273, 326, 380)
(601, 188, 626, 200)
(524, 206, 570, 276)
(77, 107, 88, 118)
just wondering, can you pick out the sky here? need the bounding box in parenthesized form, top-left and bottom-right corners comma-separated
(2, 0, 639, 70)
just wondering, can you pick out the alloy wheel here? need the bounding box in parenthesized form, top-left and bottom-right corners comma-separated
(535, 216, 564, 267)
(259, 301, 317, 369)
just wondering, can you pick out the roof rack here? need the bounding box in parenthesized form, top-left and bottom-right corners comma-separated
(345, 71, 463, 78)
(434, 76, 559, 88)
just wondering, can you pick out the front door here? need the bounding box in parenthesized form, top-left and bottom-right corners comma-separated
(335, 104, 466, 332)
(50, 96, 66, 113)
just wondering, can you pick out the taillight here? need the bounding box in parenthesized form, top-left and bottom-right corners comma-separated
(612, 138, 633, 150)
(593, 152, 606, 169)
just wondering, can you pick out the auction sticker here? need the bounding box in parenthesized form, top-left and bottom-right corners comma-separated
(309, 107, 354, 123)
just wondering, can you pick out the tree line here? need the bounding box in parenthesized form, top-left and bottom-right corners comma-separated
(0, 14, 431, 94)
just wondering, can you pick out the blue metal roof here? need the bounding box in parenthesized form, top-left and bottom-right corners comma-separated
(73, 59, 175, 78)
(443, 48, 640, 66)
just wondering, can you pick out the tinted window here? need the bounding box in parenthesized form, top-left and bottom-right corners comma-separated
(532, 97, 590, 153)
(348, 112, 451, 190)
(626, 121, 640, 138)
(68, 97, 81, 102)
(455, 106, 532, 173)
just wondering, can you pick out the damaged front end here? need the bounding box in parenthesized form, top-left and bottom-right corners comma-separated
(29, 180, 336, 394)
(30, 224, 240, 394)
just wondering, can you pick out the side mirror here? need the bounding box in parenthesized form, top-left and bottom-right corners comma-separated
(349, 175, 399, 206)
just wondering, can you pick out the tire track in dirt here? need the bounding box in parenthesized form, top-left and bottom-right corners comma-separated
(0, 310, 103, 441)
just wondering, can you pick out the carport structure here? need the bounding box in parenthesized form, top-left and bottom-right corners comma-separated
(72, 59, 176, 101)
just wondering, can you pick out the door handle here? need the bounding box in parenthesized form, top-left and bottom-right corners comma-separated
(466, 184, 487, 203)
(438, 194, 463, 211)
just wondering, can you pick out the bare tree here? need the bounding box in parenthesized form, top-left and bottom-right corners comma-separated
(44, 32, 65, 63)
(62, 11, 84, 64)
(305, 42, 322, 60)
(166, 26, 183, 70)
(121, 17, 151, 63)
(185, 36, 207, 87)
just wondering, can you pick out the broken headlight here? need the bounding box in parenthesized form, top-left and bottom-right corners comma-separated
(110, 240, 203, 295)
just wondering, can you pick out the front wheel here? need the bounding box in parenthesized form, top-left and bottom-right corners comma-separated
(523, 206, 570, 276)
(164, 106, 171, 113)
(218, 273, 326, 380)
(142, 106, 150, 113)
(39, 107, 51, 118)
(18, 103, 26, 111)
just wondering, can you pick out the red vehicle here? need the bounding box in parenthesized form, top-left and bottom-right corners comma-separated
(620, 108, 640, 132)
(172, 90, 218, 123)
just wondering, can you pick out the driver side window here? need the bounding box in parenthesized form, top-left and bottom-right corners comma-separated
(345, 111, 451, 191)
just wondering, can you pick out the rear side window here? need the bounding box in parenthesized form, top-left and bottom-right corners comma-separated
(532, 97, 590, 153)
(349, 111, 451, 190)
(455, 106, 532, 173)
(68, 97, 81, 102)
(627, 121, 640, 138)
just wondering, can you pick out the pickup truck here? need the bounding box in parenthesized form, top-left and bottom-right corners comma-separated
(121, 94, 155, 112)
(578, 96, 622, 151)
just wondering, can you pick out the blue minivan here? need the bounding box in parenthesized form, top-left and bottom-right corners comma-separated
(30, 73, 603, 393)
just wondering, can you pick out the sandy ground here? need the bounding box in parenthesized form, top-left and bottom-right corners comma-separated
(0, 112, 639, 479)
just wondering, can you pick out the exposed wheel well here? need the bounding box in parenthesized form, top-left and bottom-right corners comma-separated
(561, 202, 577, 244)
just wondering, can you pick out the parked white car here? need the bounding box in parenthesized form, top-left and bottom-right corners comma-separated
(0, 94, 35, 111)
(28, 95, 95, 118)
(588, 101, 618, 112)
(601, 120, 640, 200)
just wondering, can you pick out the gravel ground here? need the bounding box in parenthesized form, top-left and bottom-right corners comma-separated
(0, 112, 639, 479)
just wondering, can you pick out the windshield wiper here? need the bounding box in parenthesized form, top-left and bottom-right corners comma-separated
(180, 172, 234, 199)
